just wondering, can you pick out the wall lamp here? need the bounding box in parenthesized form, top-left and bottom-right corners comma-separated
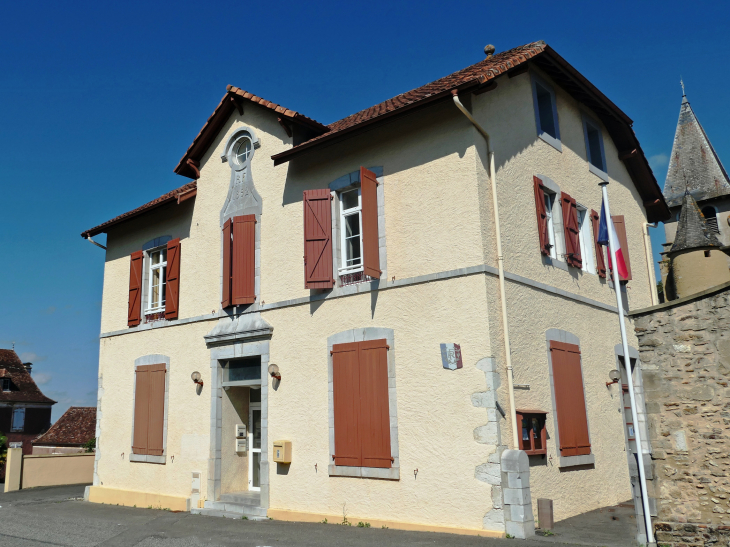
(268, 364, 281, 381)
(191, 371, 204, 387)
(606, 369, 621, 387)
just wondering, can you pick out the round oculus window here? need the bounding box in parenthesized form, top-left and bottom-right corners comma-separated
(234, 137, 252, 166)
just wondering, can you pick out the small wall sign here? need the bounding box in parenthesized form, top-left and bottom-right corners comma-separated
(440, 343, 463, 370)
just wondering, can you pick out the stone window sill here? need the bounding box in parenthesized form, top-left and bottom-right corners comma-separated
(558, 453, 594, 468)
(328, 464, 399, 480)
(130, 453, 166, 464)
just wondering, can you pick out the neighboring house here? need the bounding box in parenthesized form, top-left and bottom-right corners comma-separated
(32, 406, 97, 455)
(0, 349, 55, 479)
(661, 90, 730, 299)
(82, 41, 669, 535)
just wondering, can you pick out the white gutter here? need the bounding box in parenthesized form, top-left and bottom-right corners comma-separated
(451, 90, 519, 449)
(86, 236, 107, 250)
(642, 222, 659, 305)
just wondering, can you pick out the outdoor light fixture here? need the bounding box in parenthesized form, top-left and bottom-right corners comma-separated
(268, 364, 281, 381)
(606, 369, 620, 387)
(191, 371, 204, 386)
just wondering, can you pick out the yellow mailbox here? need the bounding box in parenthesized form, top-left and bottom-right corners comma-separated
(273, 440, 292, 464)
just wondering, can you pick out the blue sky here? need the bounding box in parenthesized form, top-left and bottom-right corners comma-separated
(1, 1, 728, 421)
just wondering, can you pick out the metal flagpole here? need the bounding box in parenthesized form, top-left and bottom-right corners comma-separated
(600, 181, 655, 545)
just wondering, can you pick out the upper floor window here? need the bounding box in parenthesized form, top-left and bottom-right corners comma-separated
(582, 115, 608, 180)
(544, 190, 558, 260)
(531, 75, 561, 151)
(1, 378, 11, 391)
(11, 407, 25, 432)
(233, 136, 253, 167)
(339, 188, 363, 275)
(702, 206, 720, 234)
(147, 247, 167, 314)
(577, 206, 595, 274)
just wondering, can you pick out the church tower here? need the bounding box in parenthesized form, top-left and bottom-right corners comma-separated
(664, 191, 730, 299)
(663, 88, 730, 246)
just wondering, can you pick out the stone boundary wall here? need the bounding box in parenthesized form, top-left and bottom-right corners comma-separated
(654, 521, 730, 546)
(632, 285, 730, 528)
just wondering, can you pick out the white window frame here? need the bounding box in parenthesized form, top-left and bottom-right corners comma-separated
(531, 73, 562, 152)
(146, 246, 167, 314)
(1, 378, 10, 391)
(11, 407, 25, 432)
(577, 205, 595, 274)
(544, 190, 558, 260)
(582, 114, 608, 181)
(338, 188, 364, 275)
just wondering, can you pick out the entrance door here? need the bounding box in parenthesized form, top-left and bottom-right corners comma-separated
(248, 389, 261, 491)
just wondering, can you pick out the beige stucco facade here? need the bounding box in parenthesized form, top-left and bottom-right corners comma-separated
(90, 66, 658, 534)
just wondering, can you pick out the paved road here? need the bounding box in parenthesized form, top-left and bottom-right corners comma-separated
(0, 485, 634, 546)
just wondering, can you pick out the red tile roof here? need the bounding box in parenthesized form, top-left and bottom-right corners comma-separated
(272, 41, 548, 164)
(0, 350, 55, 404)
(173, 85, 330, 179)
(32, 407, 96, 447)
(81, 181, 197, 238)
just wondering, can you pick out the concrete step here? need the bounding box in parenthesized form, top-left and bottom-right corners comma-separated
(198, 500, 268, 519)
(220, 492, 261, 506)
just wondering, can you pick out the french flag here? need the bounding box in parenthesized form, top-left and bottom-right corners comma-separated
(598, 199, 629, 280)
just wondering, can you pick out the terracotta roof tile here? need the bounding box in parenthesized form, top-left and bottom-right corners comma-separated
(0, 350, 55, 404)
(32, 407, 96, 447)
(81, 181, 197, 238)
(173, 86, 329, 179)
(272, 41, 547, 163)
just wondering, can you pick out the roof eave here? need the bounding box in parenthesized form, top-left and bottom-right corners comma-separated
(271, 80, 484, 166)
(81, 196, 178, 239)
(174, 87, 330, 179)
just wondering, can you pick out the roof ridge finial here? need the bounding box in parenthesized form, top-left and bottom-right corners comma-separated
(680, 76, 686, 97)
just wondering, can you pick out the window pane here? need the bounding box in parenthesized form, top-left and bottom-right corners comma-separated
(345, 213, 360, 238)
(536, 84, 557, 139)
(151, 250, 160, 266)
(151, 269, 160, 307)
(224, 357, 261, 382)
(252, 409, 261, 449)
(341, 189, 359, 211)
(252, 451, 261, 487)
(235, 138, 252, 164)
(587, 125, 603, 168)
(249, 387, 261, 403)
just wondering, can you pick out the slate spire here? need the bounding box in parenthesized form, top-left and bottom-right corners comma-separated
(662, 93, 730, 208)
(669, 191, 722, 255)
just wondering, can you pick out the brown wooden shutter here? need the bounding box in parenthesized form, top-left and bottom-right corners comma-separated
(533, 176, 550, 255)
(165, 238, 180, 320)
(232, 215, 256, 305)
(550, 341, 591, 457)
(146, 364, 166, 456)
(128, 251, 143, 327)
(132, 366, 150, 454)
(358, 339, 392, 468)
(132, 363, 166, 456)
(360, 167, 381, 279)
(332, 342, 361, 467)
(303, 189, 334, 289)
(560, 192, 582, 268)
(222, 218, 233, 308)
(590, 209, 606, 278)
(611, 215, 632, 281)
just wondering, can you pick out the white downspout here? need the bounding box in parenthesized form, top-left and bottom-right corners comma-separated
(642, 222, 659, 305)
(451, 90, 519, 449)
